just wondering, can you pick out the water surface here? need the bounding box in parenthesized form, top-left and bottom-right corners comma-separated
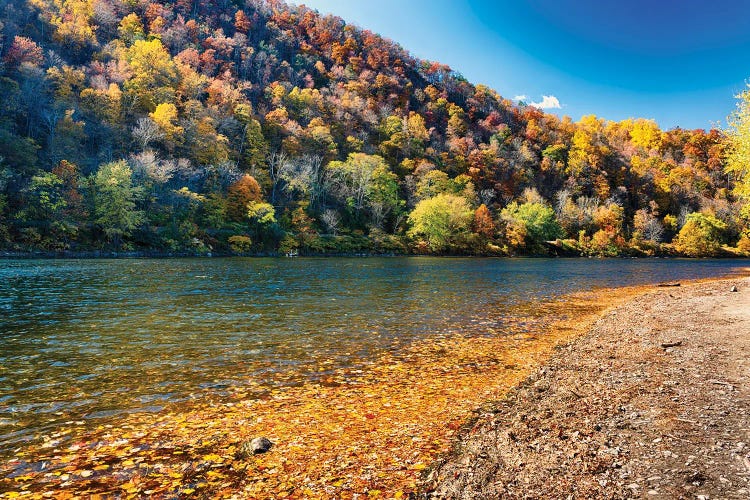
(0, 257, 745, 455)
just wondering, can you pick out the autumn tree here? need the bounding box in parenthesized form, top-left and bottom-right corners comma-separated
(473, 204, 495, 239)
(124, 39, 179, 112)
(726, 83, 750, 215)
(673, 212, 727, 257)
(500, 201, 562, 254)
(227, 174, 262, 222)
(408, 194, 473, 252)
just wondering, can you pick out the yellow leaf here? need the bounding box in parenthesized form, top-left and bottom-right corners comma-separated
(203, 453, 222, 462)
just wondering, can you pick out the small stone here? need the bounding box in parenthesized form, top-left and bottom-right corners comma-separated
(237, 437, 274, 458)
(730, 286, 739, 292)
(533, 380, 550, 392)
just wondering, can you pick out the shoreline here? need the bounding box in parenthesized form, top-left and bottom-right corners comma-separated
(419, 275, 750, 498)
(1, 249, 749, 260)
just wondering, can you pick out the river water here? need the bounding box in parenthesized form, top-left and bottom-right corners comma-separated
(0, 257, 745, 455)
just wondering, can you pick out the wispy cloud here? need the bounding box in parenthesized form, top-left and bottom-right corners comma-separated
(530, 95, 562, 109)
(513, 95, 528, 102)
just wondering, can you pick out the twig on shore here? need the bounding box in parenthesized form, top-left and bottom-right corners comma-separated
(709, 380, 735, 390)
(568, 389, 584, 399)
(660, 341, 683, 348)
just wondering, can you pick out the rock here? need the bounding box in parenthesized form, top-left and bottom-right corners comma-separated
(237, 437, 274, 458)
(730, 286, 739, 292)
(533, 380, 550, 392)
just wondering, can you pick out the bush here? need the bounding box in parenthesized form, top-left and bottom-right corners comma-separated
(228, 235, 253, 253)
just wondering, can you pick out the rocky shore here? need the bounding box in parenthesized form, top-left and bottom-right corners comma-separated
(420, 275, 750, 499)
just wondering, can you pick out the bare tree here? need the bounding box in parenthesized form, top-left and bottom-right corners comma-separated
(321, 209, 340, 235)
(479, 188, 495, 207)
(130, 151, 176, 185)
(132, 117, 163, 152)
(643, 217, 665, 242)
(268, 151, 292, 206)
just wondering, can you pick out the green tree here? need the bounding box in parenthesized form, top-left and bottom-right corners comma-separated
(368, 165, 402, 229)
(501, 201, 562, 254)
(91, 160, 144, 248)
(328, 153, 391, 216)
(21, 172, 66, 243)
(673, 212, 727, 257)
(408, 193, 473, 252)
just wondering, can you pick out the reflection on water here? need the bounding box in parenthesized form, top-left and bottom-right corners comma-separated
(0, 257, 744, 454)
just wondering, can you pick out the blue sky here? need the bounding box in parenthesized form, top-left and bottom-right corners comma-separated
(295, 0, 750, 130)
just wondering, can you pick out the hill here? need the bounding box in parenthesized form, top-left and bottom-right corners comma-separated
(0, 0, 747, 256)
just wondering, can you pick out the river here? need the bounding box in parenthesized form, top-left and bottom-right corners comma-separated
(0, 257, 745, 455)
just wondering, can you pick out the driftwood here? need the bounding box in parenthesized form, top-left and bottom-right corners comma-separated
(660, 341, 683, 348)
(657, 283, 681, 288)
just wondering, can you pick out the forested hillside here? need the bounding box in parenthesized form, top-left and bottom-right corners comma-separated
(0, 0, 748, 256)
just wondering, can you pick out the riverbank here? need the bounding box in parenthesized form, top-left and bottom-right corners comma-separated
(419, 275, 750, 499)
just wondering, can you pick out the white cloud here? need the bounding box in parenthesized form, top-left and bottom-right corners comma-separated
(530, 95, 562, 109)
(513, 95, 528, 102)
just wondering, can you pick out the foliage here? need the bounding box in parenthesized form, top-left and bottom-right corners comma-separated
(727, 84, 750, 200)
(228, 234, 252, 253)
(673, 212, 727, 257)
(0, 0, 743, 255)
(90, 160, 144, 248)
(500, 201, 562, 254)
(408, 194, 473, 252)
(0, 300, 602, 498)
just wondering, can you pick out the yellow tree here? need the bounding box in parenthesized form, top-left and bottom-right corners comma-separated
(150, 103, 183, 147)
(124, 39, 179, 112)
(727, 84, 750, 201)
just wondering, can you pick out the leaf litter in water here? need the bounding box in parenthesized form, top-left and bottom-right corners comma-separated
(0, 288, 642, 499)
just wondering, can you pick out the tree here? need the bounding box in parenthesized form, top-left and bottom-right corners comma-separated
(90, 160, 144, 248)
(473, 204, 495, 239)
(21, 172, 66, 233)
(727, 84, 750, 201)
(124, 39, 178, 111)
(328, 153, 389, 215)
(132, 117, 164, 151)
(632, 208, 664, 243)
(673, 212, 727, 257)
(150, 103, 183, 146)
(501, 201, 562, 253)
(408, 194, 473, 252)
(4, 36, 44, 68)
(227, 174, 262, 222)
